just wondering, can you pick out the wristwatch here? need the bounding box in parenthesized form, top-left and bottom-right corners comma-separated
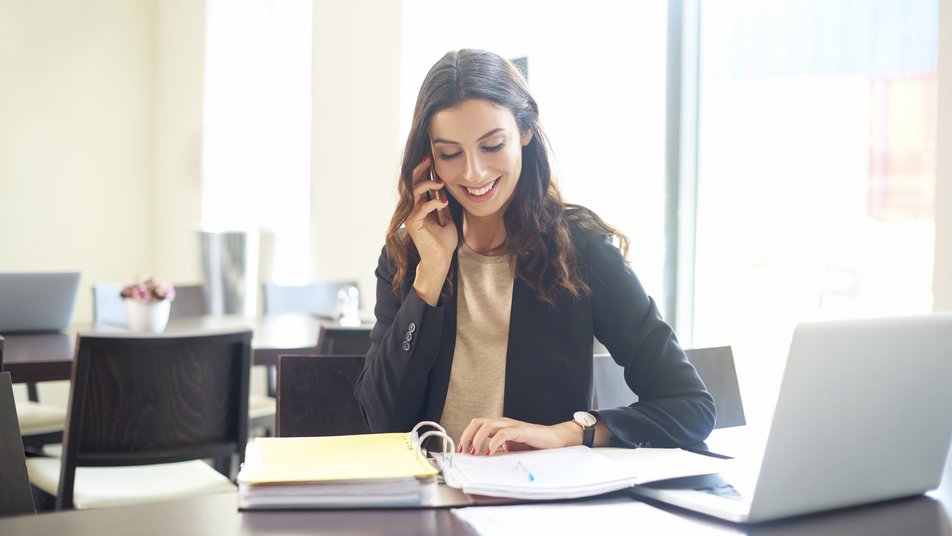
(573, 411, 597, 448)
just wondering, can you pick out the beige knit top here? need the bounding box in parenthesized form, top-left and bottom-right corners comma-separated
(439, 242, 514, 445)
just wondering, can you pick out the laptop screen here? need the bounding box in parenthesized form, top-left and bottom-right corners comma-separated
(0, 272, 81, 333)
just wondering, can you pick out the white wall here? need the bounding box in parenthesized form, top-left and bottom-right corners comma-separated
(936, 0, 952, 311)
(153, 0, 206, 285)
(0, 0, 157, 324)
(310, 0, 404, 311)
(2, 0, 948, 320)
(0, 0, 205, 324)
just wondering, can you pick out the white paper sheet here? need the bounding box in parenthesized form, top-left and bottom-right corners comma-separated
(434, 445, 727, 500)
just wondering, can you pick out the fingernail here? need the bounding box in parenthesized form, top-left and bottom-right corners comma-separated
(470, 447, 477, 455)
(422, 155, 430, 163)
(435, 178, 444, 184)
(441, 198, 448, 204)
(485, 448, 491, 456)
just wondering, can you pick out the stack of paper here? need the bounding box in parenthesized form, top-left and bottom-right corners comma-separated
(434, 445, 726, 501)
(237, 433, 439, 509)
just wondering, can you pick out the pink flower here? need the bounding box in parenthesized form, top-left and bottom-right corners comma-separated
(120, 277, 176, 303)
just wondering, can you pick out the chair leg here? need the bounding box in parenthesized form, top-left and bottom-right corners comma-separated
(31, 484, 56, 513)
(27, 382, 40, 402)
(22, 431, 64, 455)
(267, 366, 276, 398)
(212, 455, 234, 479)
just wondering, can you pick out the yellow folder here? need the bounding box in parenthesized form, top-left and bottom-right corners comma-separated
(244, 433, 439, 485)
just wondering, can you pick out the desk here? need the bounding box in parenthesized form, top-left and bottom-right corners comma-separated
(1, 314, 374, 383)
(1, 448, 950, 536)
(0, 492, 478, 535)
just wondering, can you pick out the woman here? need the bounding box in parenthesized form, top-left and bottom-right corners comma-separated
(355, 49, 714, 455)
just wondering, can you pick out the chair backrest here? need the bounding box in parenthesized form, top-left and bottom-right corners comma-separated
(592, 346, 745, 429)
(262, 281, 360, 318)
(592, 353, 639, 409)
(684, 346, 745, 428)
(275, 354, 369, 437)
(0, 371, 35, 516)
(57, 329, 252, 509)
(168, 284, 207, 320)
(91, 282, 126, 326)
(315, 325, 372, 356)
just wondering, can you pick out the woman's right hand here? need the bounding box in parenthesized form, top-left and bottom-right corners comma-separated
(407, 156, 458, 306)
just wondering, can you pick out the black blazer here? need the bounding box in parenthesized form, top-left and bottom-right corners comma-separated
(355, 223, 715, 448)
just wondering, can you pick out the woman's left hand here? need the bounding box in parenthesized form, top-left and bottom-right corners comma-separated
(457, 417, 581, 456)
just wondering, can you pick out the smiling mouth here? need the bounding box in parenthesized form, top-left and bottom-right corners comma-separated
(465, 179, 498, 196)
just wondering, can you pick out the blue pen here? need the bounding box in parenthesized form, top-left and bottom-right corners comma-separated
(516, 461, 535, 482)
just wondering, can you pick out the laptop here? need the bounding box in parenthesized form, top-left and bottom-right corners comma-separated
(630, 313, 952, 523)
(0, 272, 81, 333)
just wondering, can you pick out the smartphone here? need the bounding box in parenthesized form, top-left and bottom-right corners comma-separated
(428, 166, 447, 226)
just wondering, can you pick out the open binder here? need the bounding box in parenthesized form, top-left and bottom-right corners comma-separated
(237, 421, 460, 509)
(237, 421, 726, 510)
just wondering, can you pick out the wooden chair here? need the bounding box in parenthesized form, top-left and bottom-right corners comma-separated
(167, 283, 274, 436)
(26, 329, 252, 510)
(592, 346, 745, 429)
(1, 370, 36, 516)
(2, 331, 68, 453)
(315, 325, 372, 356)
(275, 354, 369, 437)
(93, 282, 274, 437)
(261, 282, 362, 435)
(14, 400, 65, 454)
(262, 281, 360, 319)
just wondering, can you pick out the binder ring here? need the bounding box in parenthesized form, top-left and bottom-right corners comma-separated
(418, 430, 455, 469)
(410, 420, 447, 436)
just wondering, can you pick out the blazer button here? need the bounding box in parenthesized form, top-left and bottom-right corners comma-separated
(404, 331, 413, 342)
(401, 341, 411, 352)
(408, 322, 416, 333)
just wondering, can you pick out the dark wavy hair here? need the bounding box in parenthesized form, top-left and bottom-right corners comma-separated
(385, 49, 629, 305)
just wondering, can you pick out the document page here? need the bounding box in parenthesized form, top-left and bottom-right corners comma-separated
(434, 445, 726, 500)
(452, 497, 733, 535)
(596, 447, 728, 483)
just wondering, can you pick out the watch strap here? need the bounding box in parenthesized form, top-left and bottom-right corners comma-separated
(581, 423, 595, 448)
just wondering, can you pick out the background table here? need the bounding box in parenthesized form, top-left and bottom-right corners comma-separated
(1, 314, 373, 383)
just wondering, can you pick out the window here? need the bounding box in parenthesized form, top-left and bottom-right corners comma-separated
(690, 0, 939, 422)
(202, 0, 313, 285)
(401, 1, 670, 302)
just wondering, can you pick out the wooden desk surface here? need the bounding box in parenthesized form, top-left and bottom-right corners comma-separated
(0, 439, 949, 534)
(0, 492, 478, 535)
(0, 473, 950, 536)
(1, 314, 373, 383)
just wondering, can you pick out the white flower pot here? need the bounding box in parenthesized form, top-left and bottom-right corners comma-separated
(125, 300, 171, 333)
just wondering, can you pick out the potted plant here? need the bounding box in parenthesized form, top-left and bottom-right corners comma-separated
(120, 277, 176, 332)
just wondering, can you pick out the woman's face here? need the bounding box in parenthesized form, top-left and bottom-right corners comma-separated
(428, 99, 532, 221)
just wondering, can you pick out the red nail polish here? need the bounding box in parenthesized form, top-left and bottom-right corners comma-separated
(470, 447, 476, 455)
(441, 198, 448, 204)
(485, 448, 491, 456)
(435, 178, 444, 184)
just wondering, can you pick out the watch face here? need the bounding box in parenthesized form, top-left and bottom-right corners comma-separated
(573, 411, 596, 427)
